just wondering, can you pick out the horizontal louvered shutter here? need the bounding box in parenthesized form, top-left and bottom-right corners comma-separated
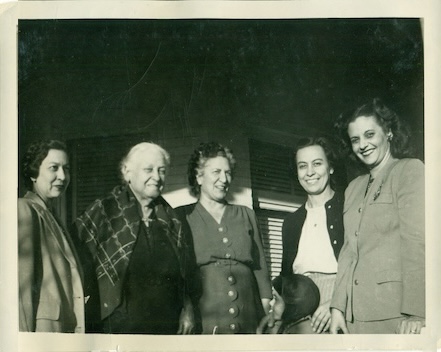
(249, 139, 305, 278)
(249, 139, 293, 194)
(256, 210, 286, 278)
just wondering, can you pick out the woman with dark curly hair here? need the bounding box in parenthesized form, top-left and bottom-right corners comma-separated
(176, 142, 272, 334)
(18, 140, 84, 332)
(329, 98, 425, 334)
(257, 137, 344, 335)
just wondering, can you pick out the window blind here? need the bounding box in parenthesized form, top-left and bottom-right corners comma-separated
(249, 139, 305, 278)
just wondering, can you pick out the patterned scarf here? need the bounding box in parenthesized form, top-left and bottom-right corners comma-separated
(75, 185, 184, 318)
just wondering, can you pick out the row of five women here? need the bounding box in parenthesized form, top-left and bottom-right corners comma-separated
(18, 97, 424, 334)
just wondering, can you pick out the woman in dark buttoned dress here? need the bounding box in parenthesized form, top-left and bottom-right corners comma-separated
(177, 142, 272, 334)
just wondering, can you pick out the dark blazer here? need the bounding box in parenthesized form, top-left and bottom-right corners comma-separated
(281, 192, 344, 276)
(331, 158, 425, 321)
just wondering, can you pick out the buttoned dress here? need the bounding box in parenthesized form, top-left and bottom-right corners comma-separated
(177, 202, 272, 334)
(18, 192, 85, 333)
(331, 158, 425, 333)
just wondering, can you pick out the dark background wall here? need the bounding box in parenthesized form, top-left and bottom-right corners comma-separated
(18, 19, 423, 143)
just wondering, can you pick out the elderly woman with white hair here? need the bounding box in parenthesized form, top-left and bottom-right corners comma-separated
(74, 142, 196, 334)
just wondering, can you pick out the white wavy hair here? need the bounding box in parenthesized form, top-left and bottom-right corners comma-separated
(120, 142, 170, 183)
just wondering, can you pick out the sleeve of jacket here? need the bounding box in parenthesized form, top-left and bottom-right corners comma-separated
(17, 199, 39, 332)
(330, 186, 357, 314)
(246, 207, 273, 300)
(174, 205, 202, 306)
(180, 213, 200, 298)
(71, 201, 103, 332)
(281, 213, 297, 276)
(396, 159, 425, 317)
(72, 201, 103, 289)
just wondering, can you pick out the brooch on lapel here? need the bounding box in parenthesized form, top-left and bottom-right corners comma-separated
(373, 182, 383, 201)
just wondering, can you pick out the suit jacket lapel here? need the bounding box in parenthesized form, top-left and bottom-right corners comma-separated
(26, 192, 82, 277)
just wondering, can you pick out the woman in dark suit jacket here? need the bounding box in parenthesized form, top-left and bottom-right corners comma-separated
(330, 98, 425, 334)
(18, 140, 84, 332)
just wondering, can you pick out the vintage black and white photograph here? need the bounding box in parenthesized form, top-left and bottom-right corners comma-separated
(1, 1, 440, 352)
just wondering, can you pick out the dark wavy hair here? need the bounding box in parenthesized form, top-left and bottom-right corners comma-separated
(21, 140, 68, 190)
(294, 136, 338, 190)
(334, 97, 412, 160)
(187, 142, 236, 197)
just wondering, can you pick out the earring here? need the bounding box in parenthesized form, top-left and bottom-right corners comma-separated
(387, 132, 393, 141)
(31, 178, 36, 183)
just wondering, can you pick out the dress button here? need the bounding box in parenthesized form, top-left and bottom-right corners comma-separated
(328, 205, 332, 209)
(219, 227, 224, 232)
(229, 307, 236, 314)
(330, 225, 334, 229)
(222, 237, 229, 244)
(229, 323, 236, 331)
(225, 253, 231, 259)
(354, 279, 359, 285)
(227, 275, 236, 284)
(227, 289, 238, 300)
(358, 208, 362, 213)
(333, 240, 337, 244)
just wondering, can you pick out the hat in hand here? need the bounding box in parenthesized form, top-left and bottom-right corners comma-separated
(272, 273, 320, 324)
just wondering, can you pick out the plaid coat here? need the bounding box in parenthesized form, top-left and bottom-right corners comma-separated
(75, 185, 191, 320)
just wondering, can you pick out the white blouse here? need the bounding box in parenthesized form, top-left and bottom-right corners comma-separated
(292, 203, 338, 275)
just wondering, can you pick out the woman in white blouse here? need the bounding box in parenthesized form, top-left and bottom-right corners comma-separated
(278, 137, 345, 333)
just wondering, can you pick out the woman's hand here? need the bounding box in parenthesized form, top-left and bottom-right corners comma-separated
(311, 300, 331, 333)
(329, 308, 349, 334)
(256, 288, 285, 334)
(396, 315, 425, 334)
(261, 298, 272, 315)
(177, 297, 195, 334)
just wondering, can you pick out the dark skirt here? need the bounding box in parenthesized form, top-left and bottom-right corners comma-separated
(198, 259, 264, 334)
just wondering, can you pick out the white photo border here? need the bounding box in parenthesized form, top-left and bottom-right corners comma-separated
(1, 1, 440, 351)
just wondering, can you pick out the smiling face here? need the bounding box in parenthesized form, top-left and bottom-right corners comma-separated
(126, 150, 167, 202)
(296, 145, 333, 196)
(197, 156, 232, 203)
(33, 149, 70, 203)
(348, 115, 390, 170)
